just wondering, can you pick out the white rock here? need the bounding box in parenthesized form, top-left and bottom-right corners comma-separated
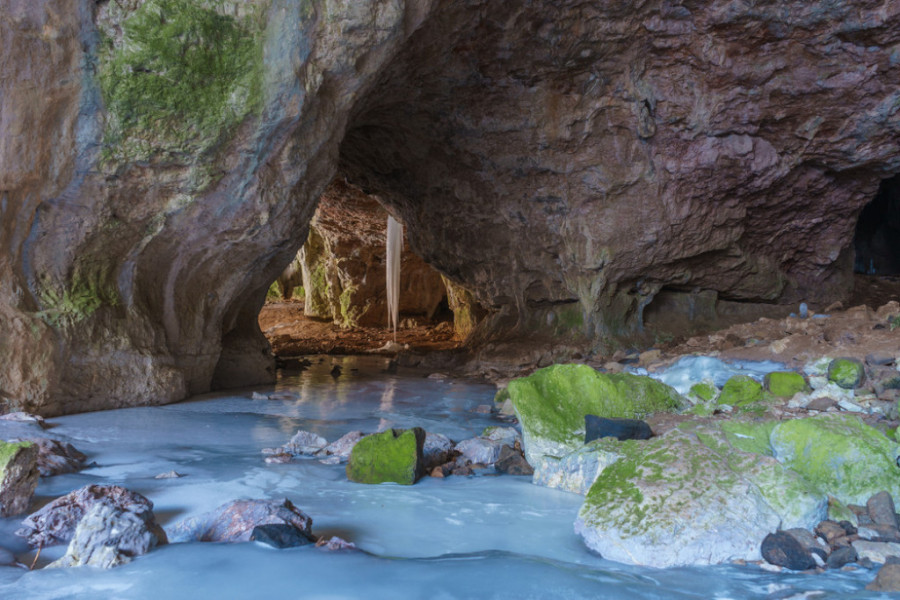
(532, 444, 620, 495)
(481, 426, 520, 446)
(455, 438, 502, 465)
(284, 430, 328, 456)
(422, 432, 454, 468)
(853, 540, 900, 564)
(315, 431, 364, 462)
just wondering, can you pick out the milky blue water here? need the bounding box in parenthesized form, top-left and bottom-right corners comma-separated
(0, 357, 883, 599)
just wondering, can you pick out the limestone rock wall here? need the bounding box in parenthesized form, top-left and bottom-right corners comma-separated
(1, 0, 898, 415)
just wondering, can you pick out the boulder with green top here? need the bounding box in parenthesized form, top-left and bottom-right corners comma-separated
(718, 375, 765, 407)
(765, 371, 809, 398)
(507, 364, 683, 465)
(346, 428, 426, 485)
(827, 358, 866, 389)
(0, 441, 39, 517)
(770, 414, 900, 505)
(574, 423, 826, 568)
(688, 381, 718, 403)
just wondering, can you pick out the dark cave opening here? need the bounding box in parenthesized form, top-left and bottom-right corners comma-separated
(854, 175, 900, 276)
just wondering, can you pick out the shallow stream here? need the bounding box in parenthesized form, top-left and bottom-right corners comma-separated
(0, 357, 883, 599)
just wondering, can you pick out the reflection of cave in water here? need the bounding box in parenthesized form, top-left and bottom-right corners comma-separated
(377, 377, 396, 432)
(855, 175, 900, 276)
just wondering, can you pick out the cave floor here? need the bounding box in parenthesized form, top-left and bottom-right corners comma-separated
(258, 300, 461, 356)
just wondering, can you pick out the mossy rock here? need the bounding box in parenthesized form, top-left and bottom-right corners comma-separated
(574, 424, 825, 567)
(764, 371, 809, 398)
(493, 387, 510, 406)
(0, 441, 39, 517)
(717, 375, 765, 407)
(827, 358, 865, 389)
(770, 414, 900, 505)
(507, 364, 683, 464)
(689, 381, 718, 403)
(346, 428, 425, 485)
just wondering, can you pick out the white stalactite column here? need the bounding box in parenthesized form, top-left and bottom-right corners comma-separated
(386, 215, 403, 340)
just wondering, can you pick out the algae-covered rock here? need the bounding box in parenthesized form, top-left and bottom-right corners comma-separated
(0, 441, 39, 517)
(688, 381, 718, 403)
(574, 424, 825, 568)
(346, 428, 425, 485)
(770, 414, 900, 505)
(507, 364, 683, 465)
(827, 358, 865, 389)
(765, 371, 809, 398)
(718, 375, 765, 407)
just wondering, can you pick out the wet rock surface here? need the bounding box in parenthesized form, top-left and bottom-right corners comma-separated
(0, 440, 39, 517)
(168, 498, 314, 544)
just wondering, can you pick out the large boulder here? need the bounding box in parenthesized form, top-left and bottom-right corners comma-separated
(48, 502, 167, 568)
(17, 484, 162, 547)
(532, 440, 621, 495)
(507, 364, 683, 465)
(574, 423, 826, 568)
(168, 498, 314, 544)
(0, 440, 39, 516)
(346, 428, 426, 485)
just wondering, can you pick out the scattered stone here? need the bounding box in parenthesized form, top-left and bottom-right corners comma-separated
(867, 563, 900, 591)
(866, 354, 895, 367)
(422, 432, 455, 470)
(853, 540, 900, 564)
(455, 437, 502, 466)
(806, 398, 837, 412)
(168, 498, 314, 543)
(250, 523, 313, 549)
(265, 453, 292, 464)
(494, 444, 534, 476)
(16, 438, 87, 477)
(0, 440, 39, 517)
(346, 428, 425, 485)
(481, 426, 520, 446)
(154, 470, 184, 479)
(316, 430, 365, 463)
(48, 502, 167, 569)
(0, 413, 48, 428)
(865, 524, 900, 543)
(316, 536, 356, 551)
(430, 465, 447, 478)
(603, 361, 625, 373)
(784, 528, 829, 561)
(826, 546, 858, 569)
(638, 349, 661, 366)
(816, 520, 848, 544)
(867, 491, 899, 529)
(764, 371, 809, 398)
(761, 531, 817, 571)
(284, 430, 328, 456)
(18, 485, 163, 548)
(584, 415, 652, 443)
(827, 358, 865, 389)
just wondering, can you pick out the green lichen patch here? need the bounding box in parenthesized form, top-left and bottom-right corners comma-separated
(346, 428, 425, 485)
(98, 0, 265, 164)
(507, 364, 683, 463)
(764, 371, 809, 398)
(36, 267, 120, 329)
(770, 414, 900, 505)
(720, 420, 775, 456)
(689, 381, 718, 403)
(827, 358, 865, 389)
(718, 375, 765, 407)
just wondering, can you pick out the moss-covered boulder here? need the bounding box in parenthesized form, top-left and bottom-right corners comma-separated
(507, 364, 683, 465)
(0, 441, 39, 517)
(574, 423, 826, 568)
(688, 381, 718, 403)
(827, 358, 866, 389)
(764, 371, 809, 398)
(717, 375, 765, 407)
(770, 414, 900, 505)
(346, 428, 425, 485)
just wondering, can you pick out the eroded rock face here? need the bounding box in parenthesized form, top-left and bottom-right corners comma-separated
(1, 0, 899, 415)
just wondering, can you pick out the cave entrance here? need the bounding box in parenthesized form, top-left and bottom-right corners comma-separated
(849, 174, 900, 308)
(257, 179, 464, 359)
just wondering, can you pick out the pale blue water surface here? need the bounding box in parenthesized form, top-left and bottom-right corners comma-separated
(0, 357, 885, 599)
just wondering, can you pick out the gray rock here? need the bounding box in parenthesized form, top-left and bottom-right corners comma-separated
(17, 484, 161, 547)
(19, 438, 87, 477)
(48, 502, 167, 569)
(866, 354, 896, 367)
(422, 432, 454, 470)
(827, 546, 859, 569)
(853, 540, 900, 564)
(784, 527, 829, 560)
(284, 430, 328, 456)
(250, 524, 313, 549)
(806, 397, 838, 412)
(494, 444, 533, 476)
(455, 437, 502, 466)
(316, 431, 365, 463)
(481, 427, 520, 446)
(0, 441, 39, 517)
(761, 531, 817, 571)
(168, 498, 314, 543)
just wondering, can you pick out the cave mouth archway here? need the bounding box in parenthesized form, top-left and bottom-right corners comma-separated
(854, 175, 900, 276)
(256, 179, 470, 359)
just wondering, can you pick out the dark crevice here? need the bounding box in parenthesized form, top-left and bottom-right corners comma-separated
(854, 175, 900, 276)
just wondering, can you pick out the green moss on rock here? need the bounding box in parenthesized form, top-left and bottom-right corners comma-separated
(507, 364, 683, 464)
(770, 414, 900, 504)
(346, 428, 425, 485)
(764, 371, 809, 398)
(689, 381, 717, 403)
(718, 375, 765, 407)
(827, 358, 865, 390)
(0, 441, 38, 517)
(720, 420, 775, 456)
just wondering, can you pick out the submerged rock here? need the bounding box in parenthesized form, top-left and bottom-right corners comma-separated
(250, 524, 314, 549)
(0, 440, 38, 517)
(17, 484, 163, 547)
(507, 364, 682, 465)
(574, 423, 826, 568)
(48, 502, 167, 569)
(346, 428, 425, 485)
(168, 498, 314, 544)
